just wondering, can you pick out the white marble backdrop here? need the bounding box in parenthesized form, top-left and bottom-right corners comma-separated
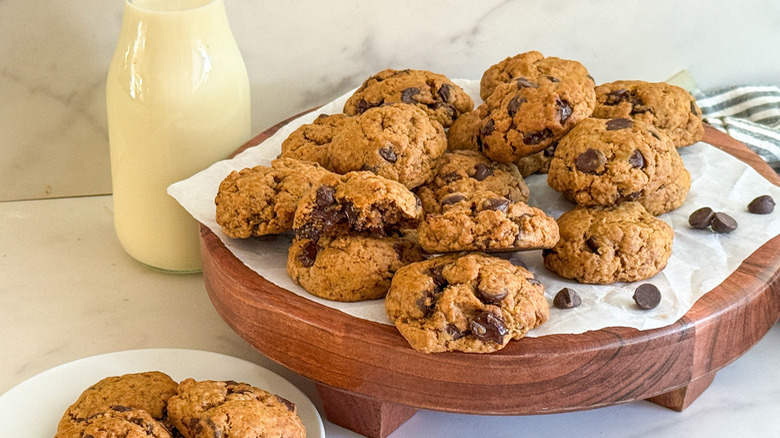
(2, 0, 779, 201)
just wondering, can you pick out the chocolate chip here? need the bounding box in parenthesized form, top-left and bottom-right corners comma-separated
(557, 99, 572, 124)
(440, 171, 462, 183)
(650, 130, 662, 140)
(356, 98, 379, 114)
(553, 288, 582, 309)
(378, 146, 397, 163)
(527, 278, 543, 287)
(415, 288, 436, 316)
(628, 149, 645, 168)
(748, 195, 775, 214)
(547, 75, 561, 82)
(438, 84, 451, 102)
(688, 207, 714, 229)
(507, 95, 526, 117)
(401, 87, 420, 103)
(690, 100, 699, 116)
(440, 193, 465, 205)
(470, 311, 508, 344)
(477, 285, 508, 304)
(481, 119, 495, 137)
(110, 405, 132, 412)
(445, 324, 465, 340)
(606, 118, 633, 131)
(543, 142, 558, 157)
(207, 419, 223, 438)
(575, 148, 606, 173)
(473, 162, 493, 181)
(523, 128, 552, 145)
(315, 185, 336, 207)
(629, 98, 652, 115)
(430, 265, 448, 289)
(585, 236, 599, 253)
(633, 284, 661, 309)
(483, 198, 510, 212)
(615, 191, 641, 203)
(711, 212, 738, 233)
(604, 89, 629, 105)
(276, 395, 296, 412)
(342, 202, 360, 227)
(298, 240, 318, 267)
(508, 254, 526, 268)
(515, 77, 539, 89)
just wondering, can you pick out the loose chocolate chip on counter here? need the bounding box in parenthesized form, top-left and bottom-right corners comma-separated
(575, 148, 606, 174)
(710, 212, 738, 233)
(628, 149, 645, 168)
(633, 284, 661, 310)
(315, 185, 336, 207)
(298, 240, 318, 267)
(483, 197, 510, 212)
(557, 99, 573, 124)
(401, 87, 420, 103)
(507, 95, 526, 117)
(470, 311, 509, 344)
(440, 193, 466, 206)
(515, 77, 539, 89)
(748, 195, 775, 214)
(437, 83, 451, 102)
(688, 207, 714, 229)
(553, 288, 582, 309)
(378, 146, 397, 163)
(473, 163, 493, 181)
(523, 128, 553, 145)
(481, 119, 495, 137)
(606, 118, 633, 131)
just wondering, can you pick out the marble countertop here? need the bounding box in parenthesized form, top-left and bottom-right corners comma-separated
(2, 0, 779, 436)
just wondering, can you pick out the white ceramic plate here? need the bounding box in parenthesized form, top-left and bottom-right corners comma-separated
(0, 349, 324, 437)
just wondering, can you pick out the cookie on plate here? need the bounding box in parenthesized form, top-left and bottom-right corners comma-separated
(414, 150, 529, 214)
(543, 202, 674, 284)
(288, 234, 426, 301)
(547, 117, 691, 215)
(215, 158, 335, 238)
(593, 80, 704, 147)
(385, 252, 549, 353)
(478, 74, 595, 162)
(329, 104, 447, 189)
(279, 113, 349, 169)
(167, 379, 305, 438)
(479, 50, 595, 101)
(56, 406, 174, 438)
(343, 68, 474, 127)
(416, 193, 559, 253)
(55, 371, 178, 436)
(292, 171, 423, 241)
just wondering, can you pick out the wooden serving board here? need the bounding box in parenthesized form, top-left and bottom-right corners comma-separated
(200, 119, 780, 438)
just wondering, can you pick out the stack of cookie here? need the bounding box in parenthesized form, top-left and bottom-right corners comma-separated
(54, 372, 306, 438)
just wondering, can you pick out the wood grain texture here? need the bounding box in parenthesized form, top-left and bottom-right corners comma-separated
(200, 121, 780, 437)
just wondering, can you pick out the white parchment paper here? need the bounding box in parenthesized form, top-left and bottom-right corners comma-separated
(169, 80, 780, 337)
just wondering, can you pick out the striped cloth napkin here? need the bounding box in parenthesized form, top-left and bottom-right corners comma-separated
(694, 85, 780, 167)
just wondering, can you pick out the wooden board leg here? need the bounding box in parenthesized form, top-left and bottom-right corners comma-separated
(645, 371, 716, 411)
(315, 383, 417, 438)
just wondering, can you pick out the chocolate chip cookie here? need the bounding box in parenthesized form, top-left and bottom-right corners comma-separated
(543, 202, 674, 284)
(514, 141, 558, 177)
(478, 74, 595, 162)
(446, 105, 487, 152)
(167, 379, 305, 438)
(57, 407, 174, 438)
(288, 234, 425, 301)
(415, 150, 529, 214)
(343, 68, 474, 127)
(416, 194, 559, 253)
(479, 50, 595, 101)
(292, 171, 423, 241)
(278, 113, 349, 168)
(329, 103, 447, 189)
(56, 372, 178, 437)
(593, 80, 704, 147)
(215, 158, 335, 238)
(385, 252, 549, 353)
(547, 117, 691, 215)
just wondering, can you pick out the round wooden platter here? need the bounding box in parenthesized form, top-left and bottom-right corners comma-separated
(200, 119, 780, 438)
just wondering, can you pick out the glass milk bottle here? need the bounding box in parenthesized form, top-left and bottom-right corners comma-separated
(107, 0, 250, 273)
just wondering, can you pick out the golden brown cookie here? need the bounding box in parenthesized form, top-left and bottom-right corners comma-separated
(292, 171, 423, 241)
(446, 105, 487, 152)
(479, 50, 595, 101)
(166, 379, 305, 438)
(547, 117, 691, 215)
(343, 68, 474, 127)
(56, 407, 174, 438)
(329, 104, 447, 189)
(278, 113, 349, 168)
(513, 142, 558, 177)
(415, 150, 529, 214)
(385, 253, 549, 353)
(593, 80, 704, 147)
(416, 194, 559, 253)
(543, 202, 674, 284)
(287, 234, 425, 301)
(215, 158, 335, 238)
(55, 372, 178, 437)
